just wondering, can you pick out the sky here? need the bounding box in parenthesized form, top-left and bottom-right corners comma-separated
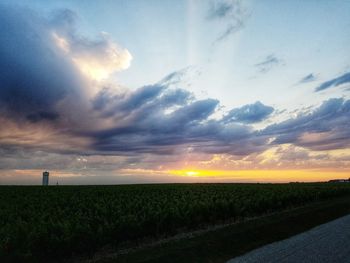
(0, 0, 350, 185)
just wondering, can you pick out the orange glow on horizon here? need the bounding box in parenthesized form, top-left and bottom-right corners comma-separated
(168, 169, 350, 183)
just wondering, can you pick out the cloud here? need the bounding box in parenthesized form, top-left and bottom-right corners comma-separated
(158, 67, 202, 93)
(0, 6, 85, 118)
(0, 1, 260, 160)
(88, 88, 228, 155)
(81, 82, 269, 157)
(158, 88, 194, 106)
(298, 73, 317, 84)
(263, 98, 350, 151)
(315, 71, 350, 92)
(0, 5, 132, 125)
(1, 4, 350, 182)
(92, 82, 197, 121)
(275, 145, 311, 161)
(254, 54, 283, 73)
(51, 9, 132, 82)
(159, 67, 192, 86)
(0, 4, 134, 154)
(26, 111, 60, 123)
(223, 101, 274, 124)
(208, 1, 234, 19)
(207, 0, 248, 42)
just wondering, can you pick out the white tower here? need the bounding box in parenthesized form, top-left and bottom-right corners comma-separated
(42, 171, 49, 186)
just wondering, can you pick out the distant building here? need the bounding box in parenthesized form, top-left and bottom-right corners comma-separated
(328, 178, 350, 183)
(42, 171, 49, 186)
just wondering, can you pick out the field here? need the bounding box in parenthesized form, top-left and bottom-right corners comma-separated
(2, 183, 350, 262)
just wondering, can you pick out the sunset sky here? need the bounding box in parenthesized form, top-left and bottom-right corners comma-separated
(0, 0, 350, 184)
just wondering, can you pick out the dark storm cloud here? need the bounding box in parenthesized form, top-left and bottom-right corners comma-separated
(315, 71, 350, 92)
(26, 111, 60, 123)
(0, 5, 84, 118)
(0, 4, 131, 127)
(262, 98, 350, 150)
(255, 54, 283, 73)
(223, 101, 274, 124)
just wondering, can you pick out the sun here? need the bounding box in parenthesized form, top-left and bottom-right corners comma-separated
(169, 169, 202, 177)
(185, 171, 200, 176)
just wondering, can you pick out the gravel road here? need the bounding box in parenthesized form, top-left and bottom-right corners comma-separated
(227, 214, 350, 263)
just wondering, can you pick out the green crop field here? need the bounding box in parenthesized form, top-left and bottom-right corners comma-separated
(1, 183, 350, 262)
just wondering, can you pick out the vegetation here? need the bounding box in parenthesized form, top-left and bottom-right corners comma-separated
(115, 195, 350, 263)
(1, 183, 350, 262)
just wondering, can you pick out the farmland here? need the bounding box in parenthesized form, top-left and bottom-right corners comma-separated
(1, 183, 350, 262)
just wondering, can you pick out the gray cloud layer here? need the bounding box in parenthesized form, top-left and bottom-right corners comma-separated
(223, 101, 274, 124)
(263, 98, 350, 151)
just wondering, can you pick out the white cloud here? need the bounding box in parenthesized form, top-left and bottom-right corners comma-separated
(53, 31, 132, 82)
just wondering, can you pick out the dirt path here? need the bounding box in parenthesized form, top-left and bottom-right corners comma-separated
(227, 214, 350, 263)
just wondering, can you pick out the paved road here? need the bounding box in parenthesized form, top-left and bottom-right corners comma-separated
(227, 214, 350, 263)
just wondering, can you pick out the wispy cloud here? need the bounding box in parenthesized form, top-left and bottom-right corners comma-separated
(315, 71, 350, 92)
(298, 73, 317, 84)
(159, 66, 201, 88)
(254, 54, 284, 73)
(207, 0, 248, 42)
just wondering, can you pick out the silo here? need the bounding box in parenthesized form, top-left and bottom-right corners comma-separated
(42, 171, 49, 186)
